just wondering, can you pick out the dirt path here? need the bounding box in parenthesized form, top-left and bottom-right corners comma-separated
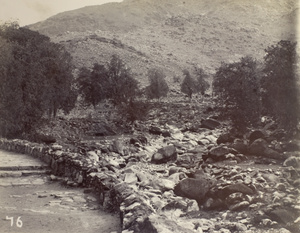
(0, 150, 121, 233)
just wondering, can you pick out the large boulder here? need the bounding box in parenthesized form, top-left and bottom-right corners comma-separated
(174, 177, 215, 205)
(266, 208, 300, 231)
(151, 145, 177, 164)
(248, 138, 285, 160)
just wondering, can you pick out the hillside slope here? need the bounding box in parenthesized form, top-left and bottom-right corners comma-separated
(28, 0, 299, 86)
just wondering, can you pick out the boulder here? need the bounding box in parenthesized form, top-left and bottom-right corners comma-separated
(174, 177, 215, 205)
(217, 133, 235, 144)
(203, 145, 233, 162)
(162, 199, 189, 211)
(124, 173, 138, 185)
(151, 178, 176, 192)
(149, 126, 163, 135)
(248, 130, 266, 145)
(51, 144, 63, 150)
(176, 153, 201, 168)
(162, 131, 171, 137)
(87, 151, 99, 162)
(283, 156, 300, 168)
(111, 139, 125, 155)
(168, 172, 187, 183)
(215, 183, 255, 198)
(266, 208, 298, 225)
(141, 214, 195, 233)
(151, 145, 177, 164)
(230, 139, 248, 154)
(283, 140, 300, 152)
(168, 166, 183, 176)
(200, 118, 221, 130)
(249, 138, 284, 160)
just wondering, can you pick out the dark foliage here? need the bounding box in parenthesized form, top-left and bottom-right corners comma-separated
(213, 56, 261, 132)
(0, 23, 76, 138)
(145, 68, 169, 100)
(180, 69, 196, 99)
(105, 55, 139, 105)
(194, 67, 210, 95)
(261, 40, 299, 132)
(180, 68, 209, 99)
(77, 64, 107, 108)
(117, 100, 151, 123)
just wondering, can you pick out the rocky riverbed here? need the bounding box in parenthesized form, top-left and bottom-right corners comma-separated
(60, 115, 299, 233)
(2, 100, 299, 233)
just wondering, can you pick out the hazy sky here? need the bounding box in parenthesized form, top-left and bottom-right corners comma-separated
(0, 0, 123, 26)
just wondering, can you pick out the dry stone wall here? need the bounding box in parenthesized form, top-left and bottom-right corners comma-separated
(0, 138, 157, 232)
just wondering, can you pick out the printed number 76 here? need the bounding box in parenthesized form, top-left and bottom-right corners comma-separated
(6, 216, 23, 227)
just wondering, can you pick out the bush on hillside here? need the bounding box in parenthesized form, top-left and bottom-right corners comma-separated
(180, 68, 210, 99)
(180, 69, 197, 99)
(213, 56, 261, 132)
(194, 67, 210, 95)
(145, 68, 169, 101)
(105, 55, 139, 105)
(116, 99, 151, 124)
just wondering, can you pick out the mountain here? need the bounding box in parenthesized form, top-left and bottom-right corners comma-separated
(28, 0, 299, 87)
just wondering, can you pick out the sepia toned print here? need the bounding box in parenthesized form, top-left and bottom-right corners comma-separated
(0, 0, 299, 232)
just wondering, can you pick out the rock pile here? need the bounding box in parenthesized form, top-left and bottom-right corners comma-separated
(1, 118, 299, 232)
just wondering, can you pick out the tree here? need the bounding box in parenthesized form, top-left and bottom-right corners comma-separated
(180, 69, 196, 99)
(213, 56, 261, 132)
(106, 55, 139, 104)
(77, 63, 107, 108)
(145, 68, 169, 100)
(261, 40, 299, 132)
(194, 67, 210, 95)
(0, 23, 76, 137)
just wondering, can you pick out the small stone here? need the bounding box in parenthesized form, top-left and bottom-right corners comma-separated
(124, 173, 138, 185)
(77, 175, 83, 184)
(51, 144, 63, 150)
(262, 218, 272, 226)
(229, 201, 250, 211)
(38, 194, 48, 198)
(72, 196, 86, 203)
(278, 228, 291, 233)
(50, 175, 58, 181)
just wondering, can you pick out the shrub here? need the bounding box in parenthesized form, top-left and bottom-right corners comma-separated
(261, 40, 299, 132)
(116, 100, 151, 123)
(145, 68, 169, 100)
(213, 56, 261, 132)
(180, 69, 196, 99)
